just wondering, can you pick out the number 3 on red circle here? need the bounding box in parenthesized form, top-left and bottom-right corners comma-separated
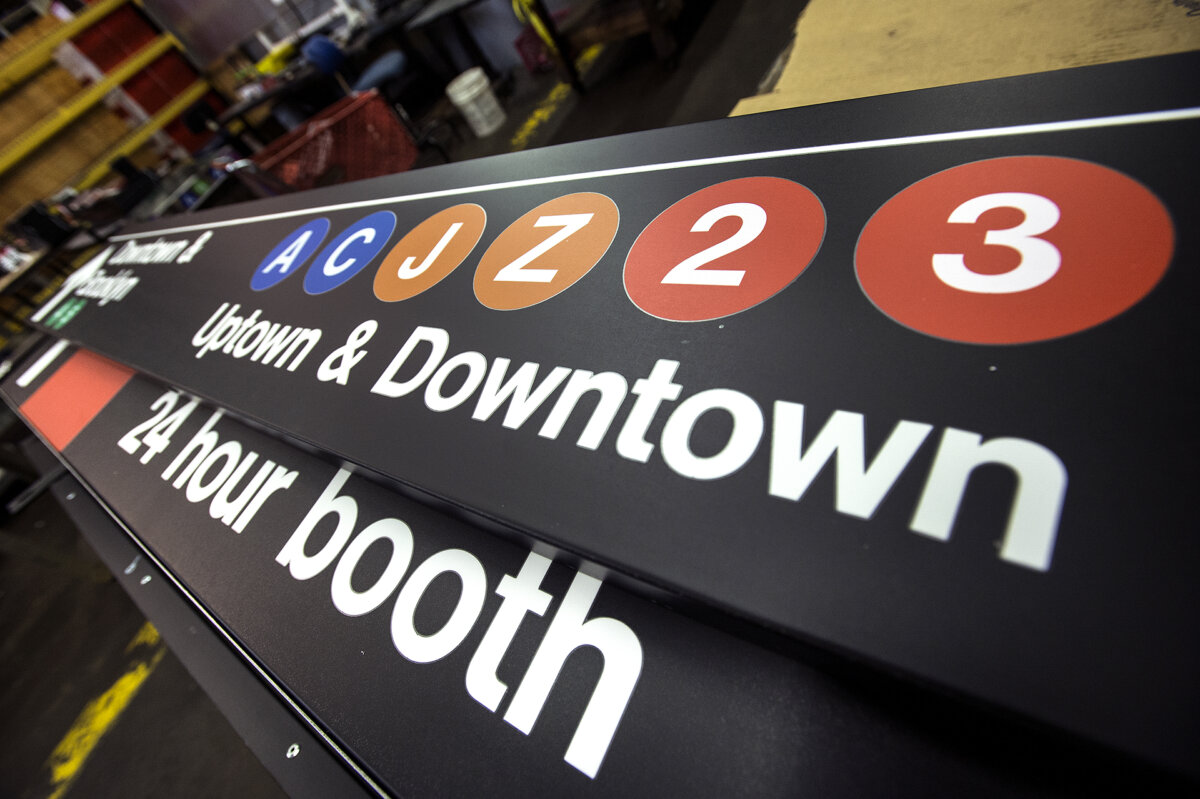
(855, 156, 1174, 344)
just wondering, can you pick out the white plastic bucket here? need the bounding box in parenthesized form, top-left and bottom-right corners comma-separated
(446, 67, 506, 138)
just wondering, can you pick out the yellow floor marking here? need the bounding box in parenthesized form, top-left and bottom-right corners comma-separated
(509, 44, 607, 152)
(44, 622, 166, 799)
(124, 620, 161, 653)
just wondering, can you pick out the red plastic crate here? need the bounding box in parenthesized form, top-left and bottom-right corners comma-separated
(253, 90, 419, 190)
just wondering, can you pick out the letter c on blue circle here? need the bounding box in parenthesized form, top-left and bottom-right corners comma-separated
(304, 211, 397, 295)
(251, 218, 330, 291)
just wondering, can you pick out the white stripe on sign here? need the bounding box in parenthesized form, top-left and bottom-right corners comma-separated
(17, 339, 70, 387)
(109, 106, 1200, 241)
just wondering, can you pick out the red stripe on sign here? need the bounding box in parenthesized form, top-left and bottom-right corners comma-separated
(20, 350, 134, 451)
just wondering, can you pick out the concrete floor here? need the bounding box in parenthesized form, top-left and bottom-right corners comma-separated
(0, 2, 806, 796)
(0, 415, 287, 798)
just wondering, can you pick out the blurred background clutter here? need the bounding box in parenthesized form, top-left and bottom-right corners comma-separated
(0, 0, 793, 359)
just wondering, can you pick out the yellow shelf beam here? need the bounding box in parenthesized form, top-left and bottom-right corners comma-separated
(75, 79, 209, 189)
(0, 34, 177, 179)
(0, 0, 131, 96)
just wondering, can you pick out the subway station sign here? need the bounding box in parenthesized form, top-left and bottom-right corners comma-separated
(30, 54, 1200, 776)
(8, 344, 1185, 795)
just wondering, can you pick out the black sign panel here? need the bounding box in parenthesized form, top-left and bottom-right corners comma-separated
(29, 54, 1200, 774)
(9, 342, 1186, 796)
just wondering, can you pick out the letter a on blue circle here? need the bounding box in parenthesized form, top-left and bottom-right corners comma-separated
(251, 218, 331, 291)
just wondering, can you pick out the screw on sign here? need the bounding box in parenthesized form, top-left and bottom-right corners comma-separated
(855, 156, 1175, 344)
